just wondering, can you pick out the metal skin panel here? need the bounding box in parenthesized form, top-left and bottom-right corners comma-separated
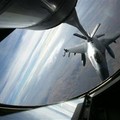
(0, 0, 77, 29)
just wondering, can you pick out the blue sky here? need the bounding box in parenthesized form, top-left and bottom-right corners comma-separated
(0, 24, 82, 105)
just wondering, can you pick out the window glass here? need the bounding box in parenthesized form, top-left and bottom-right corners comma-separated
(0, 0, 120, 107)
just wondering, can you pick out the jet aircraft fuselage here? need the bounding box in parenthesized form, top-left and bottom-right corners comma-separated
(87, 38, 109, 80)
(64, 24, 120, 80)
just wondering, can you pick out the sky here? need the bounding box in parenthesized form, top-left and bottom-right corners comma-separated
(0, 0, 120, 119)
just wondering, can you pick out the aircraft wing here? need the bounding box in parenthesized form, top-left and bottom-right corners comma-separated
(101, 33, 120, 46)
(67, 42, 87, 54)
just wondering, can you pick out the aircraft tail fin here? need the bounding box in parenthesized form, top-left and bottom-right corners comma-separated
(106, 46, 115, 58)
(90, 23, 101, 38)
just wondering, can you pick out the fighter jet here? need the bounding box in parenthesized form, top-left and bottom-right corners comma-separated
(63, 23, 120, 80)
